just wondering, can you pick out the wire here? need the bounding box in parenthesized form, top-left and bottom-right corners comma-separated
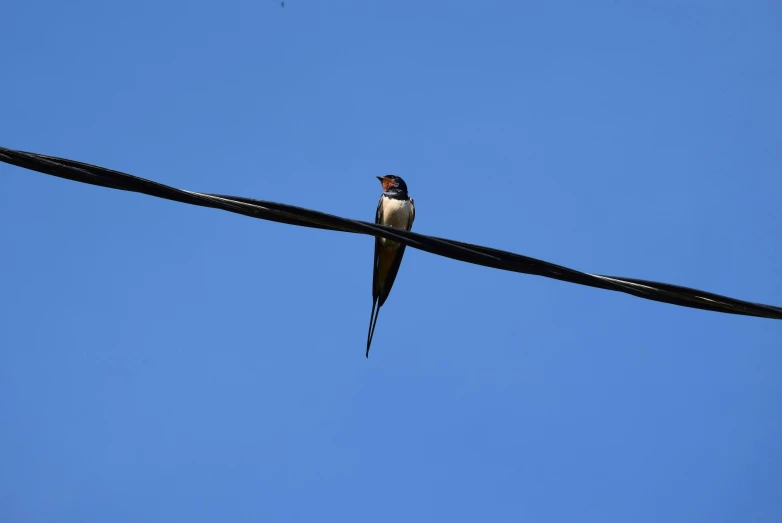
(2, 145, 781, 320)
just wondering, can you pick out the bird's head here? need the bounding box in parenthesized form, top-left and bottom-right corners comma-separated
(377, 175, 409, 199)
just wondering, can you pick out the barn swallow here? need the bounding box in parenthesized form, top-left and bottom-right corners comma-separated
(366, 175, 415, 357)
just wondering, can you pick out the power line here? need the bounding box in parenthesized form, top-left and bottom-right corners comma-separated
(2, 145, 781, 321)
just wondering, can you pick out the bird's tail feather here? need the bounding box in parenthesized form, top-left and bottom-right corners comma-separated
(366, 299, 381, 358)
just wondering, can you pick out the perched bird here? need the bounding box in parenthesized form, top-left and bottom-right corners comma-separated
(366, 175, 415, 357)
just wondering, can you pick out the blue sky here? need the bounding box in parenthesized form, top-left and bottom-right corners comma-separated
(2, 1, 781, 521)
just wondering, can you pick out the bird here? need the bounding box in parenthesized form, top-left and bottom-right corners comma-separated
(366, 175, 415, 357)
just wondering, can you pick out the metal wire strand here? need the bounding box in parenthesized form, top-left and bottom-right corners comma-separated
(2, 146, 780, 320)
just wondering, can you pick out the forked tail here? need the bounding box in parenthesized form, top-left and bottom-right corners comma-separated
(366, 299, 381, 358)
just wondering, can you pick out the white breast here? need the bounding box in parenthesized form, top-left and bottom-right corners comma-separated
(380, 196, 413, 246)
(382, 197, 413, 228)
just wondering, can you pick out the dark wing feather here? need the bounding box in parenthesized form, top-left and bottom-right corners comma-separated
(367, 197, 385, 356)
(377, 197, 415, 307)
(377, 245, 406, 307)
(371, 197, 383, 301)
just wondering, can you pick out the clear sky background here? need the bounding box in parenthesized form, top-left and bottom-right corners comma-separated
(1, 1, 781, 522)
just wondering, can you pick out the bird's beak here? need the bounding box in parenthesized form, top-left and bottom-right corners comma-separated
(376, 176, 385, 182)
